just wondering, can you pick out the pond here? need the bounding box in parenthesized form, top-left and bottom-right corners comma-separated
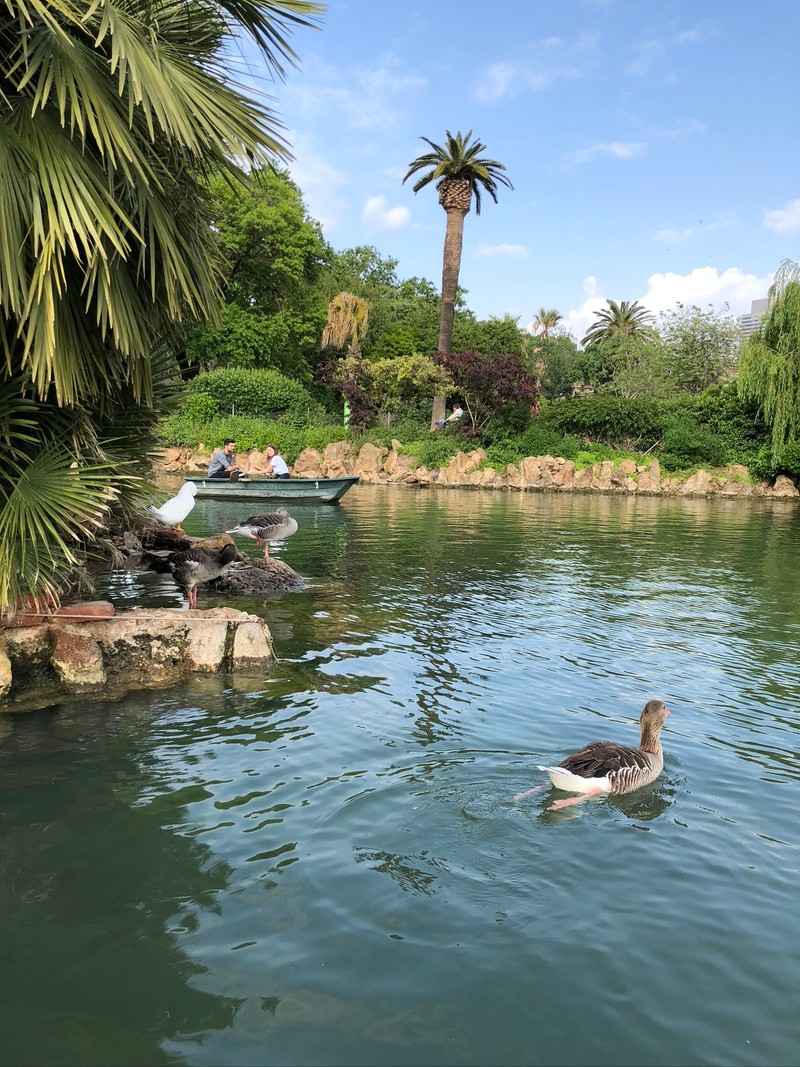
(2, 486, 799, 1067)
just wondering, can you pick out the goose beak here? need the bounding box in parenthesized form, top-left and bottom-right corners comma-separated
(664, 709, 671, 716)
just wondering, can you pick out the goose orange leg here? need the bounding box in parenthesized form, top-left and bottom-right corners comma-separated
(549, 787, 603, 811)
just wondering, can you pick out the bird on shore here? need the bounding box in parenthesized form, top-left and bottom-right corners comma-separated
(144, 542, 239, 608)
(226, 508, 298, 558)
(534, 699, 671, 811)
(148, 481, 197, 534)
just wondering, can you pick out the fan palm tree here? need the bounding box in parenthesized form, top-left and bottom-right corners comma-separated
(403, 130, 513, 428)
(532, 308, 563, 338)
(581, 300, 656, 349)
(321, 292, 370, 427)
(0, 0, 322, 615)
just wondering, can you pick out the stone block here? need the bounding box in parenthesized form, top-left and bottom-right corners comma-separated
(50, 627, 106, 691)
(232, 619, 274, 671)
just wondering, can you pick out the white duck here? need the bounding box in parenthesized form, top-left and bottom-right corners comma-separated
(148, 481, 197, 534)
(538, 699, 670, 811)
(226, 508, 298, 558)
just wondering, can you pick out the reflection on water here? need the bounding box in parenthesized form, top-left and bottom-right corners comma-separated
(2, 486, 800, 1067)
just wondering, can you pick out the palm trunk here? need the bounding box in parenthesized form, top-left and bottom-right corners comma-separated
(431, 206, 467, 430)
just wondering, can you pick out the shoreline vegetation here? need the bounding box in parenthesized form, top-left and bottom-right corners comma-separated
(155, 442, 800, 500)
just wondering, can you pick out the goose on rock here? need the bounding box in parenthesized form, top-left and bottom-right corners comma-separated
(226, 509, 298, 558)
(144, 543, 239, 608)
(148, 481, 197, 534)
(537, 699, 670, 811)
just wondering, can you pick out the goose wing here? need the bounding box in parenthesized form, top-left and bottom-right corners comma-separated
(558, 741, 653, 780)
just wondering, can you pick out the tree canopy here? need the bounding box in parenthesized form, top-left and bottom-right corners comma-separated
(738, 259, 800, 460)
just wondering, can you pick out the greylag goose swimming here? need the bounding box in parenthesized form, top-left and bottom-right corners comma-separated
(226, 508, 298, 558)
(148, 481, 197, 534)
(538, 699, 670, 811)
(145, 543, 239, 607)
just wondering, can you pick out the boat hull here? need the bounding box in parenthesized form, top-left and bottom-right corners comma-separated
(185, 476, 359, 504)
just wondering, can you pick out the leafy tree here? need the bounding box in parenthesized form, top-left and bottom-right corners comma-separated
(739, 259, 800, 461)
(185, 168, 328, 377)
(453, 313, 525, 358)
(403, 130, 513, 427)
(657, 303, 742, 394)
(436, 350, 537, 436)
(0, 0, 321, 612)
(528, 335, 582, 398)
(582, 300, 656, 349)
(532, 308, 563, 338)
(370, 354, 454, 409)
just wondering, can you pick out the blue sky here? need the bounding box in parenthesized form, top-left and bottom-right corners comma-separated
(242, 0, 798, 341)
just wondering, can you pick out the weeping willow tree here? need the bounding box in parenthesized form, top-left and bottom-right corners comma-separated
(738, 259, 800, 462)
(0, 0, 322, 615)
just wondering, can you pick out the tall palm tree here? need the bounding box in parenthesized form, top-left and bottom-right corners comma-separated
(532, 308, 563, 338)
(403, 130, 513, 428)
(0, 0, 322, 614)
(581, 300, 656, 349)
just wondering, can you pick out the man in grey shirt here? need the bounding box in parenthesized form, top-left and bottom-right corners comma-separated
(208, 439, 241, 479)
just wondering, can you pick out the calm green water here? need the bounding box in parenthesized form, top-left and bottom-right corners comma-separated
(2, 486, 799, 1067)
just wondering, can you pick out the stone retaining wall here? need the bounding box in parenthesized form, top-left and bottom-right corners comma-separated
(1, 605, 274, 713)
(154, 443, 800, 500)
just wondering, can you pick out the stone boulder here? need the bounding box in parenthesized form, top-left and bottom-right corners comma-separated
(356, 442, 388, 480)
(210, 557, 304, 595)
(772, 474, 800, 497)
(322, 441, 356, 477)
(293, 447, 324, 477)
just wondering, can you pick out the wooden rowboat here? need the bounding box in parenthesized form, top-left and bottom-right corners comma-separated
(185, 475, 359, 504)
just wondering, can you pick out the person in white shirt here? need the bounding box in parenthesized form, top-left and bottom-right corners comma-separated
(265, 444, 290, 479)
(435, 403, 464, 430)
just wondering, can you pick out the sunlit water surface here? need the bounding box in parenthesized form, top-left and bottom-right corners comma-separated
(2, 486, 799, 1067)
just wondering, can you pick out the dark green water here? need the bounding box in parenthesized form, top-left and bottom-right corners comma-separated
(2, 486, 799, 1067)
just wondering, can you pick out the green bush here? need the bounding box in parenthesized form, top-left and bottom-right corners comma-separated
(518, 423, 582, 460)
(157, 415, 345, 462)
(403, 433, 471, 468)
(183, 393, 219, 421)
(659, 414, 727, 471)
(750, 440, 800, 481)
(543, 395, 662, 444)
(187, 368, 323, 423)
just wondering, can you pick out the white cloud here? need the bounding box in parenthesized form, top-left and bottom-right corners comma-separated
(560, 140, 646, 165)
(652, 228, 695, 244)
(640, 267, 773, 315)
(565, 267, 773, 344)
(362, 195, 411, 231)
(474, 243, 529, 259)
(473, 34, 598, 102)
(282, 52, 427, 130)
(763, 198, 800, 235)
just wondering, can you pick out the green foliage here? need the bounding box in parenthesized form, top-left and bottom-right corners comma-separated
(659, 415, 728, 471)
(370, 354, 454, 407)
(518, 424, 582, 460)
(582, 300, 657, 349)
(657, 303, 742, 394)
(738, 260, 800, 461)
(543, 396, 663, 445)
(158, 415, 342, 462)
(183, 393, 220, 421)
(186, 369, 322, 422)
(402, 433, 472, 468)
(529, 335, 582, 398)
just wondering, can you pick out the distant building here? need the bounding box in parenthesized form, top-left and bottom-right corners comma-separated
(739, 298, 768, 338)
